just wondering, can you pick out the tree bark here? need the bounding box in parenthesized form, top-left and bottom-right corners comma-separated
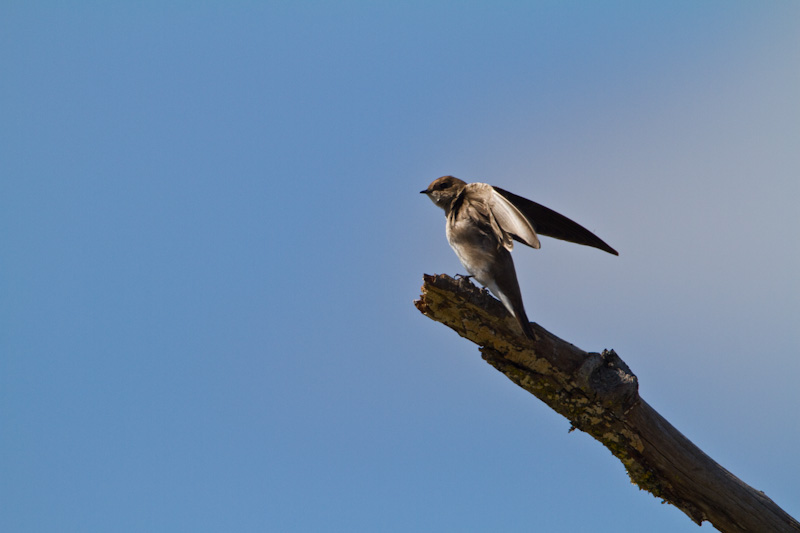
(414, 273, 799, 533)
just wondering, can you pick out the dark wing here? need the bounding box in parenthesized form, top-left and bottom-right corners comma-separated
(493, 186, 619, 256)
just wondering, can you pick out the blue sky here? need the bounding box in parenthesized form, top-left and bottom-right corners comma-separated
(2, 2, 798, 532)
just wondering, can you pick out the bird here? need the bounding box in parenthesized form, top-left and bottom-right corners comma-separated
(421, 176, 618, 340)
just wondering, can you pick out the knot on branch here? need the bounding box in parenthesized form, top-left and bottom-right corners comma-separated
(576, 349, 639, 414)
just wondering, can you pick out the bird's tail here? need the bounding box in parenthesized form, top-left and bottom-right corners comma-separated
(493, 284, 536, 340)
(515, 307, 536, 340)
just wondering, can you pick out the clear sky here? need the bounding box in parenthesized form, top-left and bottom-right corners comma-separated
(2, 2, 798, 532)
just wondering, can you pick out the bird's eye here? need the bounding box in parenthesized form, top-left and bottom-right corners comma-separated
(439, 182, 450, 189)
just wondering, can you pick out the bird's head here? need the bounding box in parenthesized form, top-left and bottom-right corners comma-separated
(420, 176, 467, 210)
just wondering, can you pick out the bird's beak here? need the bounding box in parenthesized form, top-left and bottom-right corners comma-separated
(420, 189, 429, 194)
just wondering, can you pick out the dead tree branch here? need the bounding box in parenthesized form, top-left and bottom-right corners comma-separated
(414, 273, 799, 532)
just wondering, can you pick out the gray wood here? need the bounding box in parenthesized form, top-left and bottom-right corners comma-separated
(414, 273, 799, 532)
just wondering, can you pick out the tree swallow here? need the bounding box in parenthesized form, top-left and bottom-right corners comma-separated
(421, 176, 618, 339)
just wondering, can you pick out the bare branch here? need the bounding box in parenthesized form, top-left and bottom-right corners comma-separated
(414, 273, 799, 532)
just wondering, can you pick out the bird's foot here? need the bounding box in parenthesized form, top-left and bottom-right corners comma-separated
(454, 273, 480, 293)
